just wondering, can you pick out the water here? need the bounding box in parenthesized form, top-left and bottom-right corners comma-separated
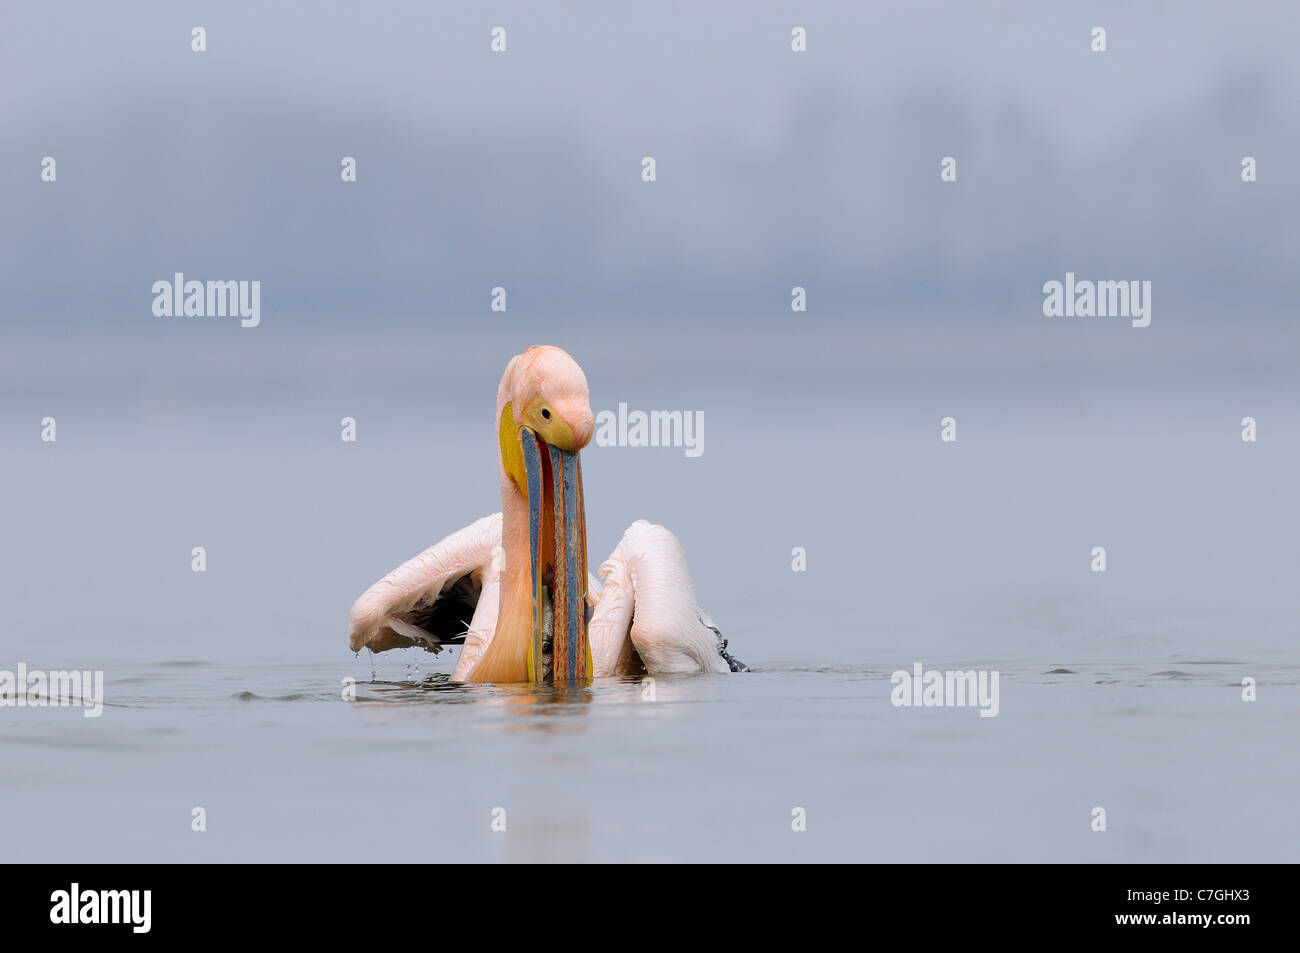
(4, 655, 1295, 862)
(2, 320, 1297, 862)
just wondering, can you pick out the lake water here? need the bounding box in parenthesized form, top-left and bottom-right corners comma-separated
(2, 319, 1297, 862)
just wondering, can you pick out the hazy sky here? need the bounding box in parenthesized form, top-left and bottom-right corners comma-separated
(2, 1, 1297, 325)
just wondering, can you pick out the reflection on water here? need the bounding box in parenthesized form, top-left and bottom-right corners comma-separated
(362, 673, 598, 718)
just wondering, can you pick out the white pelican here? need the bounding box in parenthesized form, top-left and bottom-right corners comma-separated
(348, 345, 746, 683)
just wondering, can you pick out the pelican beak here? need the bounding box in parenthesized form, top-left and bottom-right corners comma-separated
(519, 428, 591, 682)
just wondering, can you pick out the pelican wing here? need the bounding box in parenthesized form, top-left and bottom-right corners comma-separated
(349, 513, 503, 655)
(588, 554, 641, 677)
(591, 520, 735, 676)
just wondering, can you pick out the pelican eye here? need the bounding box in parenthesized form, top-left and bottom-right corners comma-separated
(541, 408, 551, 420)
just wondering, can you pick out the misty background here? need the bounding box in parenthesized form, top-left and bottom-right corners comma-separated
(1, 1, 1298, 322)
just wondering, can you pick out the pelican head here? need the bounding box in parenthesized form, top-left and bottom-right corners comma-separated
(495, 346, 595, 681)
(500, 345, 595, 457)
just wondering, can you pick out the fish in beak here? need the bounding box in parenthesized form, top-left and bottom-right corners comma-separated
(519, 428, 591, 682)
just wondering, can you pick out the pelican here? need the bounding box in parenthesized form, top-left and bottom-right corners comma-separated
(348, 345, 745, 683)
